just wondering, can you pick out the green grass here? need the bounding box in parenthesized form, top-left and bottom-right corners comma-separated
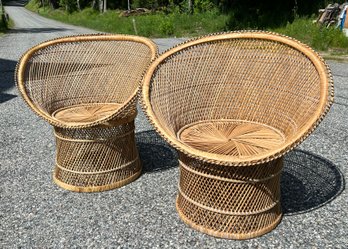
(25, 1, 348, 55)
(26, 1, 228, 38)
(273, 17, 348, 53)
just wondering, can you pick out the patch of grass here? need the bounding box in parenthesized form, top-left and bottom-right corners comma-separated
(25, 0, 40, 11)
(273, 17, 348, 53)
(24, 0, 348, 56)
(26, 1, 228, 38)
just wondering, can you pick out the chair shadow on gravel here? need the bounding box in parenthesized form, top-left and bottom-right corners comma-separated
(0, 58, 17, 103)
(282, 149, 345, 215)
(136, 130, 178, 173)
(136, 130, 345, 215)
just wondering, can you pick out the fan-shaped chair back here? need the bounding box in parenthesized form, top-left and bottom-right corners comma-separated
(16, 34, 158, 192)
(17, 34, 157, 128)
(143, 31, 333, 165)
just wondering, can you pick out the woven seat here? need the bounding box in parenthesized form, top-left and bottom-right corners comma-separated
(142, 31, 334, 239)
(178, 120, 285, 158)
(16, 34, 157, 192)
(52, 103, 123, 123)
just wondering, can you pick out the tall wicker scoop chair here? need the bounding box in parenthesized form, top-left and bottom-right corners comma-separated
(142, 31, 334, 239)
(16, 34, 158, 192)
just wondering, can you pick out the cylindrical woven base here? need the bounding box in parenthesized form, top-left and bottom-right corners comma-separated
(176, 153, 283, 239)
(53, 119, 141, 192)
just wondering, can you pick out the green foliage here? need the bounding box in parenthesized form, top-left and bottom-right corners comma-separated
(25, 0, 41, 10)
(131, 0, 175, 9)
(274, 17, 348, 51)
(225, 0, 295, 29)
(26, 0, 228, 38)
(159, 16, 174, 35)
(296, 0, 326, 16)
(172, 10, 226, 36)
(0, 7, 8, 32)
(194, 0, 216, 13)
(24, 0, 348, 54)
(0, 18, 6, 32)
(59, 0, 77, 13)
(222, 0, 336, 30)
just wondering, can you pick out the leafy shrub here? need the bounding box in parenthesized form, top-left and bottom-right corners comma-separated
(59, 0, 77, 13)
(274, 17, 348, 51)
(0, 9, 8, 32)
(194, 0, 216, 13)
(225, 0, 295, 29)
(132, 0, 170, 9)
(159, 16, 174, 35)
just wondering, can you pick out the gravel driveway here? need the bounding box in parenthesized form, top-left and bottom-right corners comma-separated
(1, 2, 347, 248)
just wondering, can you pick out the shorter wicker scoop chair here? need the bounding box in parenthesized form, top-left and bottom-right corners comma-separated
(142, 31, 334, 239)
(16, 34, 157, 192)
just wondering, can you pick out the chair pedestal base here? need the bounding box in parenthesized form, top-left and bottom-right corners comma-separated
(176, 153, 283, 239)
(53, 167, 141, 192)
(53, 119, 141, 192)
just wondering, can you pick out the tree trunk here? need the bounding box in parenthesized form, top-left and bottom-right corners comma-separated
(103, 0, 107, 12)
(77, 0, 81, 11)
(98, 0, 103, 13)
(91, 0, 98, 10)
(188, 0, 193, 14)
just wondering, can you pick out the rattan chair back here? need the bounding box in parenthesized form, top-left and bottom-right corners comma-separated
(17, 34, 157, 128)
(143, 31, 334, 166)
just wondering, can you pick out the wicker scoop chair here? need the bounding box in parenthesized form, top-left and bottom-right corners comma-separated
(142, 31, 334, 239)
(16, 34, 157, 192)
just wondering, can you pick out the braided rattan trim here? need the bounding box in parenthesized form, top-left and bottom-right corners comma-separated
(177, 186, 279, 216)
(176, 198, 282, 240)
(16, 34, 158, 129)
(141, 30, 334, 166)
(179, 160, 282, 183)
(53, 168, 142, 192)
(55, 156, 139, 175)
(54, 129, 135, 143)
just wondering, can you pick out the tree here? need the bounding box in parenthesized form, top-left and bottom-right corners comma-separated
(188, 0, 193, 14)
(92, 0, 106, 13)
(59, 0, 77, 12)
(223, 0, 327, 29)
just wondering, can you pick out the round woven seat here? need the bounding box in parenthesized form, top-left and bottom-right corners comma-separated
(53, 103, 123, 124)
(16, 34, 157, 192)
(142, 31, 333, 239)
(178, 120, 285, 158)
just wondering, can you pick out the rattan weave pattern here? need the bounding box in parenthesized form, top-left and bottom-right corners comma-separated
(16, 34, 158, 192)
(177, 153, 282, 239)
(53, 120, 140, 192)
(142, 31, 333, 239)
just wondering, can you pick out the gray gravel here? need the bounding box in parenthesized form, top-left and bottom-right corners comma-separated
(1, 2, 347, 248)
